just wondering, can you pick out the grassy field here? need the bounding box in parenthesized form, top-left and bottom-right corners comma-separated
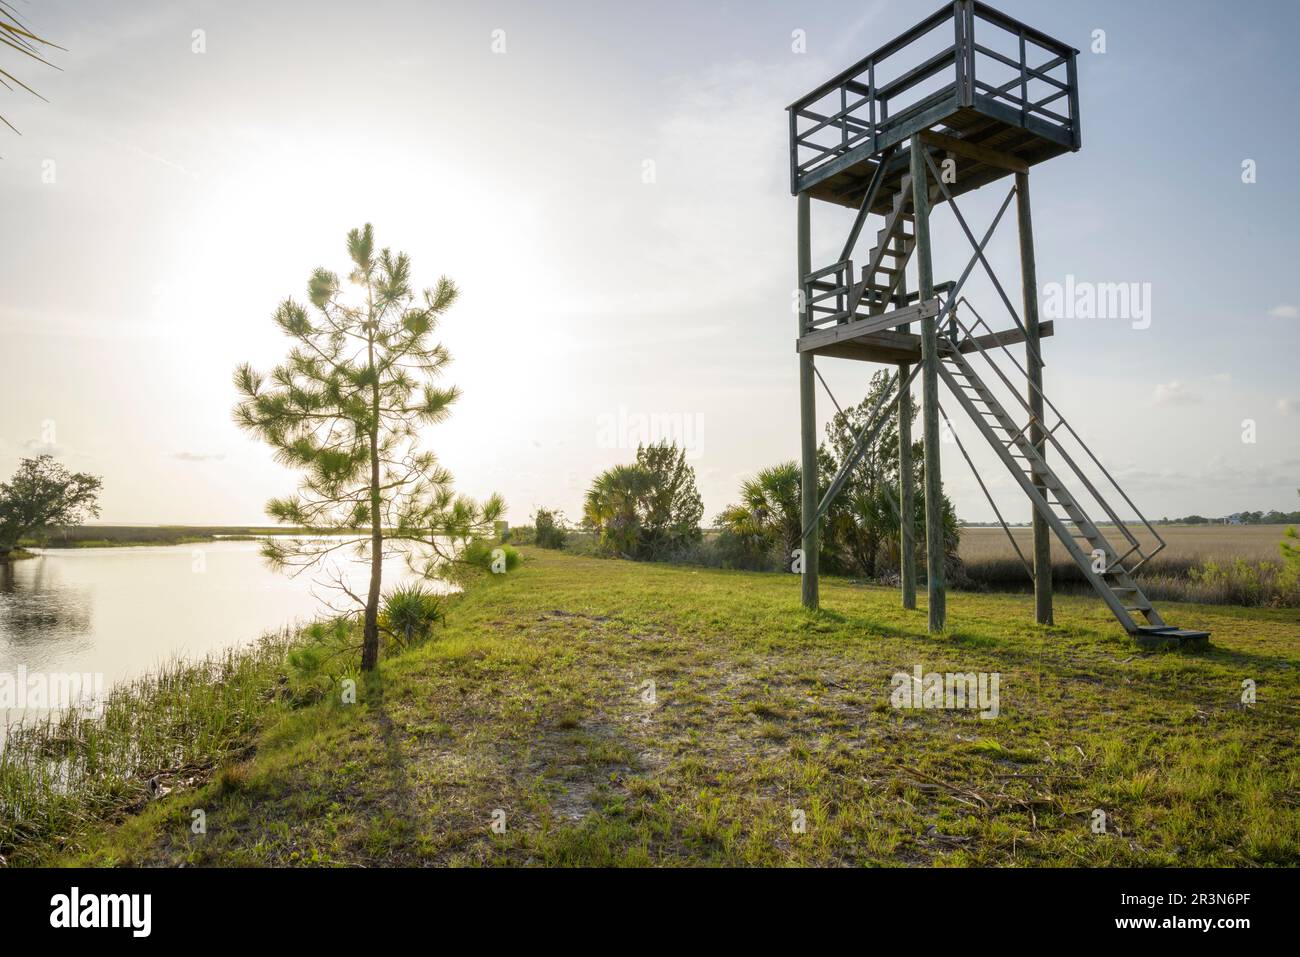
(34, 547, 1295, 868)
(960, 523, 1290, 566)
(959, 523, 1297, 606)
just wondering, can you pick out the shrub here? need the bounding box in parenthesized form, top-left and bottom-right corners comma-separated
(708, 525, 783, 571)
(960, 553, 1300, 608)
(583, 442, 703, 560)
(287, 617, 361, 695)
(1186, 558, 1299, 607)
(380, 583, 445, 649)
(534, 507, 568, 550)
(461, 539, 522, 574)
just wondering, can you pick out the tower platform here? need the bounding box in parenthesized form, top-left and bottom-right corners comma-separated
(788, 1, 1079, 212)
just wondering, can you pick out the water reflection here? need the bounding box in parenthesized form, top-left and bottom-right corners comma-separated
(0, 557, 94, 665)
(0, 540, 433, 698)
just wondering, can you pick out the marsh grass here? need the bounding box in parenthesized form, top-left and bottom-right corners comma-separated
(960, 523, 1291, 566)
(0, 629, 300, 865)
(959, 525, 1299, 607)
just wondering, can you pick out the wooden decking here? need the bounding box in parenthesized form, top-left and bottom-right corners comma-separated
(804, 110, 1073, 212)
(797, 316, 1054, 364)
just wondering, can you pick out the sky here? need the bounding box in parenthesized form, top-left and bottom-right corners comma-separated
(1, 0, 1297, 527)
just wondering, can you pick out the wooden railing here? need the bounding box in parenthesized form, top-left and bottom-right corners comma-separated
(787, 1, 1079, 194)
(803, 260, 854, 328)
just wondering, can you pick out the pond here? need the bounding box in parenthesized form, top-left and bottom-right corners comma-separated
(0, 540, 435, 724)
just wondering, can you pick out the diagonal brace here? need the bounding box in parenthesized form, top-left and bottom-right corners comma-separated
(923, 149, 1043, 368)
(805, 363, 920, 539)
(838, 145, 897, 264)
(927, 184, 1017, 340)
(814, 365, 908, 531)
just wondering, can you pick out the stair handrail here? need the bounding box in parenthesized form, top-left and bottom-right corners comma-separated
(957, 301, 1162, 568)
(946, 298, 1167, 572)
(947, 305, 1142, 559)
(947, 326, 1145, 571)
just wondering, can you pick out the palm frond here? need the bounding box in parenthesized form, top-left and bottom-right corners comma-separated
(1, 1, 61, 137)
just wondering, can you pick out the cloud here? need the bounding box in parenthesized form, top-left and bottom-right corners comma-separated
(1153, 380, 1200, 405)
(1278, 399, 1298, 414)
(1210, 372, 1231, 385)
(170, 451, 226, 462)
(1268, 303, 1299, 319)
(1113, 456, 1300, 491)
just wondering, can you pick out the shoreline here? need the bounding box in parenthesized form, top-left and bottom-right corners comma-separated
(5, 547, 1293, 868)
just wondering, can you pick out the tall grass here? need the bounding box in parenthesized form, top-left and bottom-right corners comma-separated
(959, 523, 1289, 566)
(958, 555, 1299, 607)
(0, 630, 300, 864)
(958, 526, 1300, 607)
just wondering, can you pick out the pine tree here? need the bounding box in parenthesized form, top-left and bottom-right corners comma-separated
(234, 224, 503, 670)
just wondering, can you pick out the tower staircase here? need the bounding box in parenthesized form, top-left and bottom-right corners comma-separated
(789, 2, 1206, 645)
(802, 154, 934, 330)
(937, 310, 1210, 648)
(849, 173, 916, 317)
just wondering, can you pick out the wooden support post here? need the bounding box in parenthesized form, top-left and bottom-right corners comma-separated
(797, 192, 819, 610)
(1016, 171, 1053, 625)
(909, 135, 945, 631)
(895, 235, 916, 610)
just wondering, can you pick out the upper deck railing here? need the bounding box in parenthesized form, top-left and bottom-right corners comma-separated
(787, 1, 1079, 194)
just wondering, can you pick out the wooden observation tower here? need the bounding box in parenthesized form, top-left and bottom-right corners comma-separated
(788, 1, 1208, 648)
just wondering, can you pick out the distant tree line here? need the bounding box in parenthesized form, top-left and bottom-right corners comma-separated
(527, 371, 960, 584)
(1163, 511, 1300, 525)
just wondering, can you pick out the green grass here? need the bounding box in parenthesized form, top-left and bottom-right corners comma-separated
(30, 548, 1300, 867)
(0, 632, 302, 866)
